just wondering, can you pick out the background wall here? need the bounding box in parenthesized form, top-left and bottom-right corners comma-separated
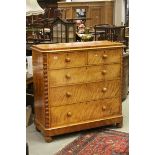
(114, 0, 125, 26)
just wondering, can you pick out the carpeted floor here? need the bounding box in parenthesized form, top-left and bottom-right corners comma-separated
(26, 95, 129, 155)
(55, 129, 129, 155)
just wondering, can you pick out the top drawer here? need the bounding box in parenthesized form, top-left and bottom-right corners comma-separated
(88, 49, 121, 65)
(48, 51, 87, 69)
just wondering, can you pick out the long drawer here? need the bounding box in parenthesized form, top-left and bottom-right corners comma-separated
(50, 97, 120, 127)
(48, 51, 87, 69)
(49, 64, 121, 86)
(88, 49, 121, 65)
(49, 80, 120, 106)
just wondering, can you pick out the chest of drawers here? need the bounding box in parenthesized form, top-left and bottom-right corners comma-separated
(32, 41, 124, 142)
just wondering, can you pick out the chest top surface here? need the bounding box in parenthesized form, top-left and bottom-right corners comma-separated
(31, 41, 124, 53)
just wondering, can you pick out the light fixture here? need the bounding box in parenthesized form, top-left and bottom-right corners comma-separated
(26, 0, 44, 16)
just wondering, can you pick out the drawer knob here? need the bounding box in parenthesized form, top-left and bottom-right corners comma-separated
(65, 57, 71, 62)
(102, 106, 106, 111)
(66, 92, 72, 97)
(102, 54, 108, 59)
(67, 112, 72, 117)
(102, 87, 107, 92)
(66, 74, 71, 79)
(102, 70, 107, 75)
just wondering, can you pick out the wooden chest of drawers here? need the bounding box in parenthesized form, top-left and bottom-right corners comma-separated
(32, 41, 124, 142)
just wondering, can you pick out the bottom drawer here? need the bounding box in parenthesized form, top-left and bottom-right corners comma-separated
(50, 97, 121, 127)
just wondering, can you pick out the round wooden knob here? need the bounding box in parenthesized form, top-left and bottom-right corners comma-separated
(67, 112, 72, 117)
(102, 87, 107, 92)
(65, 57, 71, 62)
(66, 92, 72, 97)
(66, 74, 71, 79)
(102, 70, 107, 75)
(102, 106, 106, 111)
(102, 54, 108, 59)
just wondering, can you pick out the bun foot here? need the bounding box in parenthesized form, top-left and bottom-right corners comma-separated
(35, 126, 40, 132)
(44, 136, 53, 143)
(116, 122, 123, 128)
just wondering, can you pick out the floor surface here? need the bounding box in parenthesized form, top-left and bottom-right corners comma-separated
(26, 95, 129, 155)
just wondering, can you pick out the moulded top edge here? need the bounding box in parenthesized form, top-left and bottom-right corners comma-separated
(31, 41, 124, 52)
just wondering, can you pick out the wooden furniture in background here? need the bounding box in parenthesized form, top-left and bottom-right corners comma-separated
(26, 17, 76, 44)
(26, 23, 45, 44)
(32, 41, 124, 142)
(125, 27, 129, 49)
(94, 25, 127, 52)
(50, 1, 115, 27)
(94, 25, 126, 43)
(27, 1, 114, 30)
(50, 17, 76, 43)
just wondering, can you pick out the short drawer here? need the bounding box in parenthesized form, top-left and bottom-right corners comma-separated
(48, 51, 86, 69)
(87, 64, 121, 82)
(49, 80, 120, 106)
(50, 97, 120, 127)
(88, 49, 121, 65)
(49, 67, 87, 86)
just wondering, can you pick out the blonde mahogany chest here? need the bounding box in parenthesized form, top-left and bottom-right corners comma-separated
(32, 41, 124, 142)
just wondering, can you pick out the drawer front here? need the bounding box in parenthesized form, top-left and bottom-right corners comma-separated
(50, 98, 120, 127)
(88, 49, 121, 65)
(87, 80, 120, 101)
(49, 84, 88, 106)
(49, 67, 87, 86)
(48, 52, 86, 69)
(49, 64, 120, 86)
(49, 80, 120, 106)
(87, 64, 121, 82)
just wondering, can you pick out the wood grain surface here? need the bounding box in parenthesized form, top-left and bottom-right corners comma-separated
(32, 52, 45, 127)
(50, 97, 120, 127)
(49, 80, 120, 106)
(32, 41, 124, 142)
(49, 64, 120, 86)
(88, 48, 121, 65)
(48, 51, 87, 69)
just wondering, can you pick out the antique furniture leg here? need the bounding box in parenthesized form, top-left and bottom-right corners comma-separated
(35, 126, 40, 132)
(116, 121, 123, 128)
(44, 136, 53, 143)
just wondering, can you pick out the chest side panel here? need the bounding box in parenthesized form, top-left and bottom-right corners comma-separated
(32, 52, 50, 128)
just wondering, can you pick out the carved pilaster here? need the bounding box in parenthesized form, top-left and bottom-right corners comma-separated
(43, 54, 50, 128)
